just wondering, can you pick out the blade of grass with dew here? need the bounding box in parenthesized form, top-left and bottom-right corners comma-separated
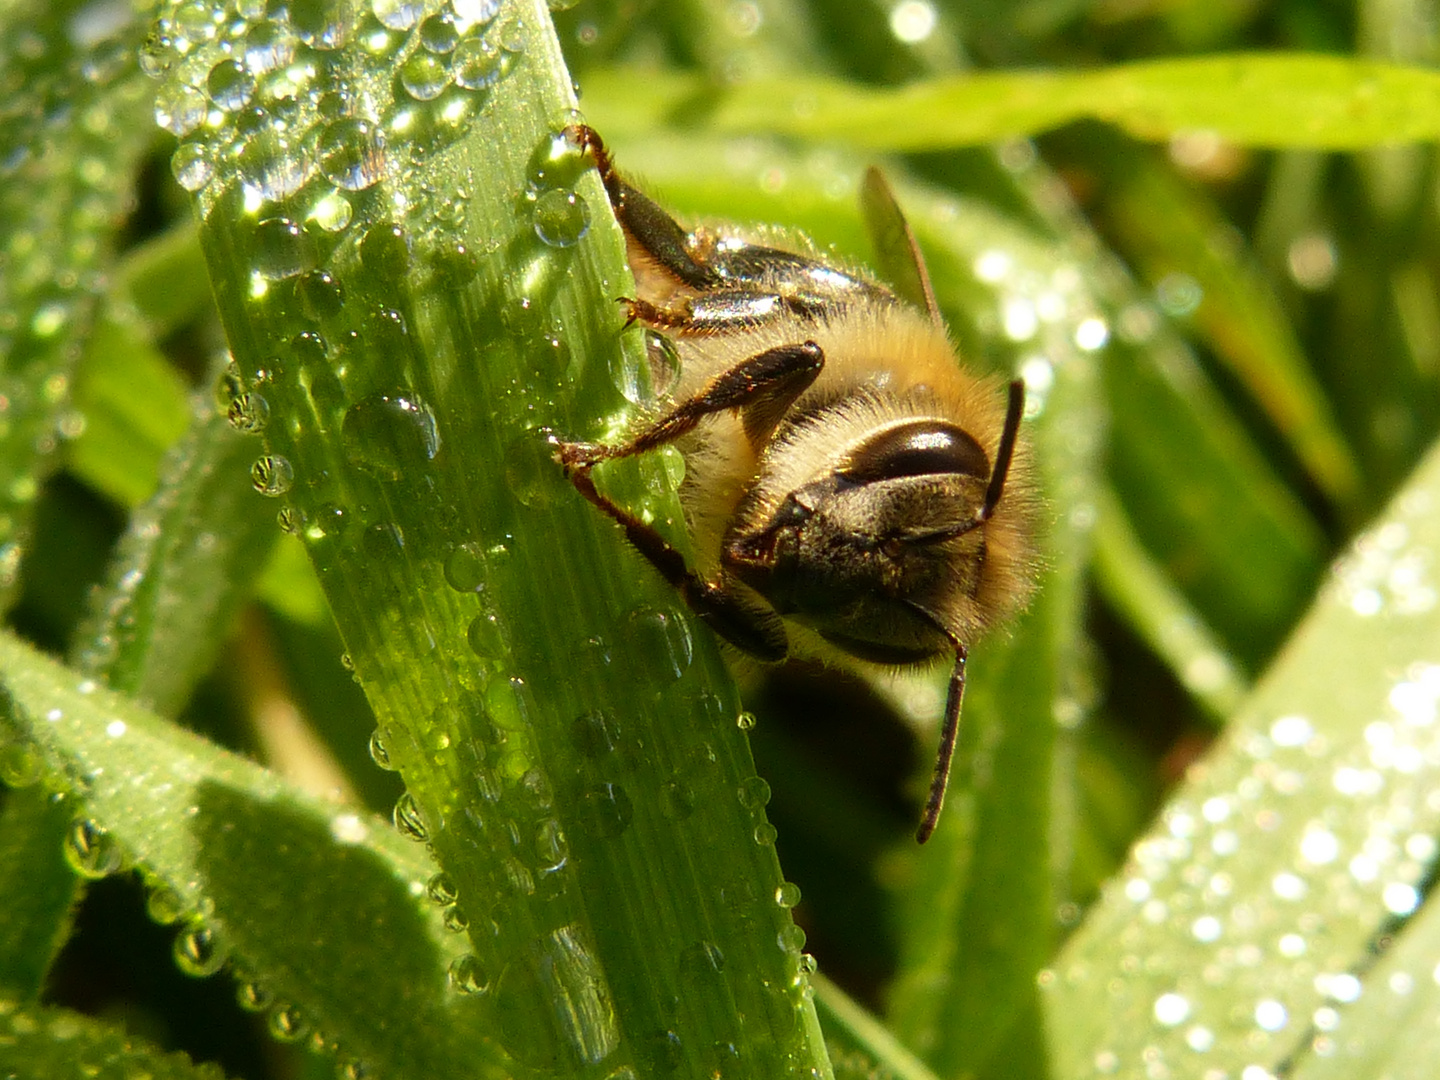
(0, 628, 492, 1079)
(154, 0, 834, 1075)
(1045, 434, 1440, 1078)
(0, 999, 237, 1079)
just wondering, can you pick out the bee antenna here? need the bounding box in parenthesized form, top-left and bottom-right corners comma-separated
(982, 380, 1025, 521)
(916, 643, 968, 844)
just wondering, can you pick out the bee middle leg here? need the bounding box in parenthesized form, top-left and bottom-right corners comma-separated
(557, 339, 824, 466)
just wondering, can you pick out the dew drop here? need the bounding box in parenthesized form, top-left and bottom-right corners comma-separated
(400, 51, 450, 100)
(267, 1002, 310, 1042)
(452, 0, 501, 28)
(466, 610, 507, 660)
(736, 711, 757, 732)
(154, 81, 206, 136)
(318, 117, 387, 191)
(778, 923, 806, 953)
(578, 782, 633, 839)
(754, 821, 778, 845)
(243, 19, 295, 73)
(624, 608, 692, 680)
(527, 128, 590, 194)
(237, 129, 312, 202)
(443, 542, 486, 592)
(419, 13, 459, 52)
(372, 0, 424, 29)
(368, 727, 395, 769)
(252, 217, 315, 281)
(497, 17, 526, 52)
(452, 37, 505, 89)
(359, 222, 410, 278)
(145, 883, 186, 925)
(297, 269, 345, 320)
(442, 902, 469, 932)
(775, 881, 801, 908)
(533, 189, 590, 248)
(448, 953, 489, 994)
(236, 978, 274, 1012)
(392, 791, 428, 841)
(174, 920, 229, 977)
(659, 779, 695, 821)
(0, 739, 41, 788)
(251, 454, 294, 496)
(341, 390, 440, 480)
(737, 775, 771, 809)
(494, 925, 618, 1068)
(205, 57, 254, 110)
(503, 430, 560, 508)
(64, 818, 122, 879)
(170, 141, 213, 191)
(227, 392, 270, 432)
(571, 710, 620, 758)
(426, 871, 458, 905)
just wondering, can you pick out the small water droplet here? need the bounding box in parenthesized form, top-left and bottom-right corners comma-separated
(778, 923, 806, 953)
(660, 779, 695, 821)
(736, 711, 756, 732)
(443, 542, 486, 591)
(625, 608, 692, 680)
(400, 51, 450, 100)
(252, 217, 315, 281)
(452, 37, 505, 89)
(392, 792, 428, 841)
(527, 129, 589, 193)
(170, 141, 213, 191)
(242, 19, 295, 73)
(251, 454, 294, 496)
(533, 189, 590, 248)
(497, 17, 526, 52)
(64, 818, 123, 879)
(466, 610, 508, 660)
(145, 882, 186, 925)
(753, 821, 778, 845)
(372, 0, 424, 29)
(452, 0, 501, 29)
(267, 1002, 310, 1042)
(232, 974, 274, 1012)
(775, 881, 801, 908)
(448, 953, 489, 994)
(227, 392, 270, 432)
(297, 269, 345, 321)
(442, 902, 469, 932)
(578, 783, 633, 839)
(737, 775, 771, 809)
(205, 57, 254, 110)
(571, 710, 620, 758)
(318, 117, 387, 191)
(0, 739, 41, 787)
(359, 221, 410, 278)
(504, 430, 559, 508)
(426, 871, 458, 905)
(173, 920, 229, 977)
(368, 727, 395, 769)
(419, 13, 459, 52)
(341, 390, 440, 480)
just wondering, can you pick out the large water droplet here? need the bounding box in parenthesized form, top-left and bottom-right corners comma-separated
(359, 222, 410, 278)
(392, 791, 428, 841)
(372, 0, 424, 29)
(64, 818, 122, 879)
(451, 0, 501, 30)
(243, 19, 295, 73)
(205, 58, 254, 110)
(527, 129, 588, 193)
(533, 189, 590, 248)
(318, 118, 387, 191)
(227, 392, 270, 432)
(495, 925, 618, 1068)
(451, 37, 505, 89)
(174, 920, 229, 977)
(252, 217, 315, 281)
(448, 953, 489, 994)
(400, 52, 450, 100)
(297, 269, 345, 319)
(341, 390, 440, 480)
(426, 871, 458, 905)
(154, 81, 206, 136)
(443, 542, 486, 592)
(170, 141, 213, 191)
(419, 13, 459, 52)
(577, 783, 633, 839)
(625, 608, 692, 680)
(251, 454, 294, 496)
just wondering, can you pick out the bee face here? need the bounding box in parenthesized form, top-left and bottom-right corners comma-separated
(723, 418, 994, 664)
(553, 125, 1037, 842)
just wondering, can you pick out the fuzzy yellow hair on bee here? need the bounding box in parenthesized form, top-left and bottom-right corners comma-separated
(553, 126, 1036, 843)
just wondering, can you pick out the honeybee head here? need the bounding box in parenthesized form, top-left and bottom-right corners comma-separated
(722, 418, 1001, 666)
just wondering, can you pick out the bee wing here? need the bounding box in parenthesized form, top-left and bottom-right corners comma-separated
(861, 167, 943, 330)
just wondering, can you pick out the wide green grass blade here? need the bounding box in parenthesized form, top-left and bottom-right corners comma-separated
(0, 629, 493, 1079)
(0, 785, 80, 1000)
(583, 55, 1440, 150)
(1045, 435, 1440, 1078)
(155, 0, 832, 1075)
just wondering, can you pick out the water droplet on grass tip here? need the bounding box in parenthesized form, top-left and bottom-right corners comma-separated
(64, 818, 122, 879)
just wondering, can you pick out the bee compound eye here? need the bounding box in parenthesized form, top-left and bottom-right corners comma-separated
(840, 421, 989, 484)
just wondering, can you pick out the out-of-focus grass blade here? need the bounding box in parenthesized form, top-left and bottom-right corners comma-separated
(1092, 486, 1249, 722)
(815, 974, 941, 1080)
(0, 999, 234, 1079)
(1086, 134, 1361, 510)
(1045, 436, 1440, 1078)
(583, 55, 1440, 150)
(0, 629, 493, 1080)
(156, 0, 834, 1075)
(68, 394, 279, 717)
(0, 0, 159, 607)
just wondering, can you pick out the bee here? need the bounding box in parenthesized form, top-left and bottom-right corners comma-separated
(553, 125, 1035, 843)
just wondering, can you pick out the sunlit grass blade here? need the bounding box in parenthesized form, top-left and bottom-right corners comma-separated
(0, 999, 234, 1079)
(155, 0, 834, 1074)
(583, 55, 1440, 150)
(1045, 435, 1440, 1078)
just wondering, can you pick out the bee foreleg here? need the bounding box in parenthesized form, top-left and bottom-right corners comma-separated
(563, 465, 789, 662)
(557, 340, 824, 468)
